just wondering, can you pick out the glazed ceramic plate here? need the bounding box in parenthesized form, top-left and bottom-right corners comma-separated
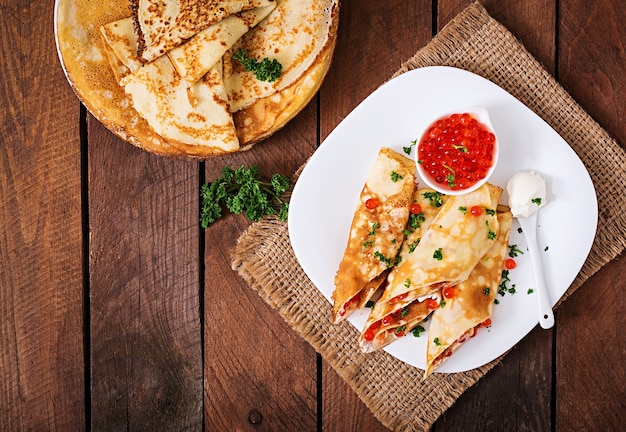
(288, 66, 597, 373)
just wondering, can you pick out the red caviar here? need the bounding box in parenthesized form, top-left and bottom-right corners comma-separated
(417, 112, 496, 191)
(365, 198, 380, 209)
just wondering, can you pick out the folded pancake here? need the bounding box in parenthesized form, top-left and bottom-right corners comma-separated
(359, 188, 447, 352)
(424, 210, 513, 377)
(131, 0, 276, 63)
(100, 17, 143, 84)
(122, 56, 240, 154)
(167, 5, 276, 84)
(332, 148, 417, 324)
(359, 183, 502, 352)
(223, 0, 339, 112)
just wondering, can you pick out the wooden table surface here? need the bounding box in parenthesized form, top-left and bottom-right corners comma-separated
(1, 0, 624, 430)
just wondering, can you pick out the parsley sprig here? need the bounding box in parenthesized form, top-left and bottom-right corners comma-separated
(200, 166, 290, 228)
(233, 49, 282, 82)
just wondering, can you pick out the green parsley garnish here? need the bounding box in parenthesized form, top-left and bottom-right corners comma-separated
(374, 251, 392, 268)
(485, 208, 496, 216)
(408, 212, 426, 229)
(390, 171, 403, 182)
(483, 287, 491, 296)
(404, 279, 411, 288)
(412, 325, 425, 337)
(403, 139, 417, 155)
(401, 307, 409, 317)
(498, 269, 517, 296)
(408, 239, 420, 253)
(509, 244, 524, 257)
(439, 300, 446, 308)
(433, 337, 441, 346)
(527, 289, 534, 295)
(452, 144, 469, 153)
(368, 222, 380, 236)
(423, 191, 443, 207)
(433, 248, 443, 261)
(362, 239, 374, 248)
(442, 164, 456, 188)
(544, 246, 549, 252)
(200, 165, 290, 228)
(395, 325, 407, 334)
(458, 206, 467, 214)
(232, 49, 282, 82)
(486, 220, 497, 240)
(531, 197, 542, 206)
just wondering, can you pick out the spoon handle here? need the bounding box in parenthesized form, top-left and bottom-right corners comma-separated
(518, 213, 555, 329)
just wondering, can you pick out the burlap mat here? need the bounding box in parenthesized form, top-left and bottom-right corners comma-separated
(231, 2, 626, 431)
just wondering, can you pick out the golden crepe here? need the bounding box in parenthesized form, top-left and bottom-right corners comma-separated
(167, 5, 276, 84)
(424, 210, 513, 377)
(359, 183, 502, 352)
(56, 0, 339, 158)
(131, 0, 276, 63)
(101, 17, 239, 154)
(331, 148, 417, 324)
(223, 0, 338, 112)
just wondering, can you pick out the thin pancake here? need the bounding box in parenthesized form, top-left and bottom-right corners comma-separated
(359, 188, 448, 353)
(100, 17, 143, 83)
(122, 57, 239, 153)
(332, 148, 417, 324)
(167, 5, 276, 84)
(224, 0, 339, 112)
(131, 0, 276, 63)
(359, 184, 502, 352)
(424, 211, 513, 377)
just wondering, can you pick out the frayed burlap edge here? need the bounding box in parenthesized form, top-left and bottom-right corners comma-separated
(232, 2, 626, 431)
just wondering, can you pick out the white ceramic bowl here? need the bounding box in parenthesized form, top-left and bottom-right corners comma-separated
(415, 106, 499, 195)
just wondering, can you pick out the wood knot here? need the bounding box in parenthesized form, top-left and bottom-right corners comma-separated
(248, 408, 263, 425)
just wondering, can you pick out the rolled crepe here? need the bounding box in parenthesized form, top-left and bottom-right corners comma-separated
(424, 210, 513, 377)
(359, 183, 502, 352)
(332, 148, 417, 324)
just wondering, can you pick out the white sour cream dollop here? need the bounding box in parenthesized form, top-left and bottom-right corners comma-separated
(506, 171, 547, 217)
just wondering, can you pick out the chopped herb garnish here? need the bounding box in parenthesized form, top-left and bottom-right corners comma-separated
(458, 206, 467, 214)
(404, 279, 411, 288)
(483, 287, 491, 296)
(374, 251, 392, 268)
(498, 269, 517, 296)
(233, 49, 282, 82)
(390, 171, 403, 182)
(446, 173, 456, 188)
(439, 300, 446, 308)
(494, 299, 500, 305)
(368, 222, 380, 236)
(531, 197, 542, 206)
(485, 208, 496, 216)
(433, 248, 443, 261)
(408, 239, 420, 253)
(452, 144, 469, 153)
(401, 307, 409, 317)
(423, 191, 443, 207)
(527, 289, 534, 295)
(408, 212, 426, 229)
(509, 244, 524, 257)
(544, 246, 549, 252)
(200, 165, 290, 228)
(362, 239, 374, 248)
(486, 221, 497, 240)
(433, 337, 441, 346)
(412, 325, 425, 337)
(403, 139, 417, 155)
(395, 325, 407, 334)
(518, 227, 523, 233)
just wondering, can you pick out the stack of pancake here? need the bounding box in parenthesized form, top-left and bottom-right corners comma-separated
(70, 0, 338, 158)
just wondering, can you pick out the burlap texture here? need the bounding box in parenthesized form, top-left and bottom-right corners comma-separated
(231, 3, 626, 431)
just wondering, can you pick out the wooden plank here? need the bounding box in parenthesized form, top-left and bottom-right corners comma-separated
(556, 0, 626, 429)
(434, 1, 555, 430)
(0, 0, 85, 429)
(319, 1, 431, 430)
(88, 122, 203, 430)
(202, 95, 319, 429)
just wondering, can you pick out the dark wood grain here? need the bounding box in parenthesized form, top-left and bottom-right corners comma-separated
(202, 92, 319, 430)
(88, 121, 203, 430)
(0, 0, 624, 431)
(556, 0, 626, 430)
(0, 1, 85, 429)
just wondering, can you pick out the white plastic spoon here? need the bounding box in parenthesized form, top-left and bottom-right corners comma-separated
(507, 172, 555, 329)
